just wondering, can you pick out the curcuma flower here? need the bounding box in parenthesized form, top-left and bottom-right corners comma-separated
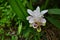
(26, 6, 48, 32)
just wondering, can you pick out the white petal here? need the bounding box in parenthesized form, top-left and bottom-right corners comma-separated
(27, 9, 33, 16)
(41, 10, 48, 15)
(41, 18, 46, 26)
(36, 6, 40, 13)
(41, 18, 46, 23)
(29, 18, 34, 23)
(26, 16, 32, 20)
(33, 6, 40, 17)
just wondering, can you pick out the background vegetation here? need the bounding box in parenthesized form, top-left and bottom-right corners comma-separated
(0, 0, 60, 40)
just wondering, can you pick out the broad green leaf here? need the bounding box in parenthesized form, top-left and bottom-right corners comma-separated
(9, 0, 27, 20)
(48, 9, 60, 14)
(14, 0, 28, 17)
(46, 16, 60, 29)
(17, 23, 22, 35)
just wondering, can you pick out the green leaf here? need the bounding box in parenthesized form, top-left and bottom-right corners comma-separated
(48, 9, 60, 14)
(46, 16, 60, 29)
(0, 18, 7, 23)
(9, 0, 27, 20)
(2, 35, 4, 40)
(11, 36, 15, 40)
(0, 0, 3, 2)
(17, 23, 22, 35)
(0, 28, 4, 34)
(27, 0, 33, 10)
(34, 36, 38, 40)
(11, 36, 18, 40)
(23, 28, 31, 38)
(23, 0, 27, 6)
(15, 0, 28, 17)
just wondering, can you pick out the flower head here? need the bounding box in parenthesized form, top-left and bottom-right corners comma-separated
(26, 6, 48, 32)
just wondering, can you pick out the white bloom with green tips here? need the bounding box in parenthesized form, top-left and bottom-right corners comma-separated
(26, 6, 48, 32)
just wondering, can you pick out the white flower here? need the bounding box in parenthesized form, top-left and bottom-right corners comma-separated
(26, 6, 48, 29)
